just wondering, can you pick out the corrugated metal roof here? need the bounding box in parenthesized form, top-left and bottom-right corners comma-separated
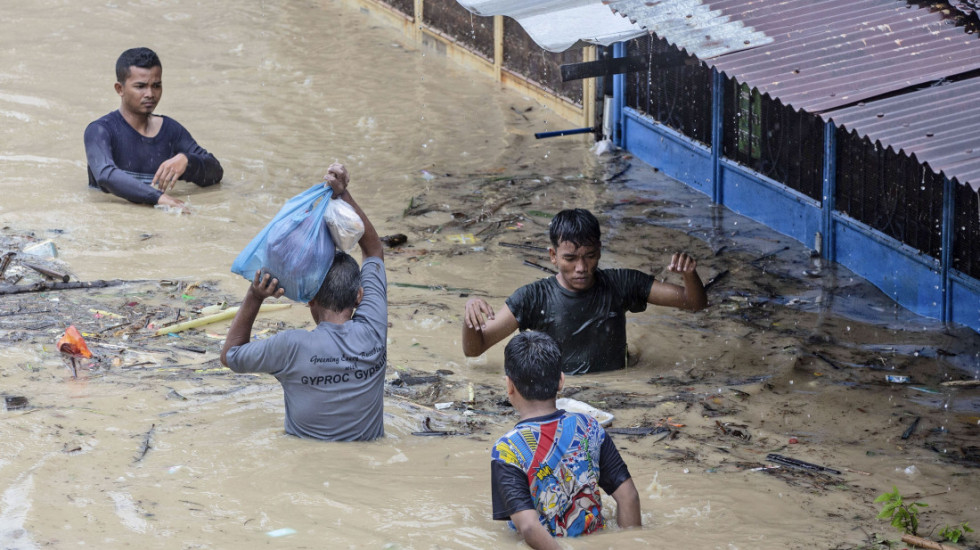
(610, 0, 980, 190)
(457, 0, 980, 190)
(605, 0, 774, 58)
(700, 0, 980, 113)
(826, 79, 980, 191)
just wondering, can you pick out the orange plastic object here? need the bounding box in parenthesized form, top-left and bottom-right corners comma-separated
(57, 325, 92, 358)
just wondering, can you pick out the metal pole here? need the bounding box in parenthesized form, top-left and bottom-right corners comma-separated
(822, 121, 837, 262)
(612, 42, 626, 146)
(534, 127, 595, 139)
(941, 175, 955, 323)
(711, 69, 724, 204)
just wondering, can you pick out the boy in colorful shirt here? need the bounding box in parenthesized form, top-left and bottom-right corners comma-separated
(490, 331, 641, 548)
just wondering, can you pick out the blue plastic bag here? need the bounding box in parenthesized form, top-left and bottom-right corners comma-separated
(231, 183, 336, 302)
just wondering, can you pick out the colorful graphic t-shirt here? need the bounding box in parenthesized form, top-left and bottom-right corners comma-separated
(490, 410, 631, 537)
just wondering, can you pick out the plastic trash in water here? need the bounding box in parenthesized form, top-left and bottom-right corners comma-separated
(3, 396, 28, 411)
(57, 326, 92, 358)
(445, 233, 476, 245)
(556, 398, 614, 426)
(266, 528, 296, 538)
(590, 139, 616, 156)
(22, 239, 57, 258)
(886, 375, 910, 384)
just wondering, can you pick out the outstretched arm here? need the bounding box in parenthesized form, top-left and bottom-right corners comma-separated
(610, 478, 642, 529)
(323, 163, 383, 261)
(462, 299, 518, 357)
(220, 270, 285, 368)
(647, 252, 707, 311)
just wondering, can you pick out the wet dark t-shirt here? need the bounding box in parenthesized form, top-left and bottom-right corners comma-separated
(84, 110, 223, 204)
(505, 269, 654, 374)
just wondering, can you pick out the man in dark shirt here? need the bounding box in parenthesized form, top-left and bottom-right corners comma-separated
(462, 208, 707, 374)
(84, 47, 222, 210)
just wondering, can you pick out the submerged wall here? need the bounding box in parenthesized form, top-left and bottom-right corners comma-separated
(341, 0, 592, 126)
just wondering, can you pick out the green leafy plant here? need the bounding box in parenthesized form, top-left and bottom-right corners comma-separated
(875, 486, 928, 535)
(939, 522, 973, 543)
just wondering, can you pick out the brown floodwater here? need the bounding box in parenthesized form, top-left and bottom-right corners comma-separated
(2, 1, 979, 549)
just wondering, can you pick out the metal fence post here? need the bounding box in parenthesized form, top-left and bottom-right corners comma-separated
(711, 69, 724, 204)
(822, 121, 837, 262)
(612, 42, 625, 146)
(941, 175, 954, 323)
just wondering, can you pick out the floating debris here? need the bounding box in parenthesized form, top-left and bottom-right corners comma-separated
(134, 424, 155, 463)
(901, 416, 921, 440)
(766, 453, 840, 475)
(3, 395, 28, 411)
(380, 233, 408, 247)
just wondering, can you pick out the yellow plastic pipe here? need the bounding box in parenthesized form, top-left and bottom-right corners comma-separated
(154, 303, 291, 336)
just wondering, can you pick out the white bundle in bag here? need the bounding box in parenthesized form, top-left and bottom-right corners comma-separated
(323, 198, 364, 253)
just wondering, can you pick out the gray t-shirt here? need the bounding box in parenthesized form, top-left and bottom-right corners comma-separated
(506, 268, 654, 374)
(226, 257, 387, 441)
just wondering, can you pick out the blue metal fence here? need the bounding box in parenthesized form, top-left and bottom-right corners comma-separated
(614, 46, 980, 333)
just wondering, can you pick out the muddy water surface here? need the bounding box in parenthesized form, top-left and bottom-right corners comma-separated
(2, 1, 980, 549)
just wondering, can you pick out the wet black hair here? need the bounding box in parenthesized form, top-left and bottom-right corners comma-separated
(116, 47, 161, 84)
(548, 208, 601, 249)
(312, 252, 361, 312)
(504, 331, 562, 401)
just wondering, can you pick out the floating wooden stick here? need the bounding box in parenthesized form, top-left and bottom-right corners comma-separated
(523, 259, 557, 274)
(766, 453, 840, 475)
(901, 533, 960, 550)
(0, 279, 130, 295)
(0, 252, 14, 279)
(21, 261, 70, 282)
(153, 303, 291, 336)
(902, 416, 921, 440)
(498, 242, 548, 252)
(940, 380, 980, 387)
(134, 424, 155, 463)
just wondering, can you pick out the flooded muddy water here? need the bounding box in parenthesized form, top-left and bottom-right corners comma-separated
(2, 1, 980, 549)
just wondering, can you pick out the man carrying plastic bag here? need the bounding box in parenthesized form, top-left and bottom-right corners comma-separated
(220, 163, 388, 441)
(229, 164, 363, 302)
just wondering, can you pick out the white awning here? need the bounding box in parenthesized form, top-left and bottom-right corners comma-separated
(455, 0, 772, 56)
(455, 0, 646, 52)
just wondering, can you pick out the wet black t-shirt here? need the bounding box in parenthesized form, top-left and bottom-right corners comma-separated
(505, 269, 654, 374)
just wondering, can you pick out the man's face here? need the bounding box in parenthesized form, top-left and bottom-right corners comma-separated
(550, 240, 600, 292)
(116, 65, 162, 116)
